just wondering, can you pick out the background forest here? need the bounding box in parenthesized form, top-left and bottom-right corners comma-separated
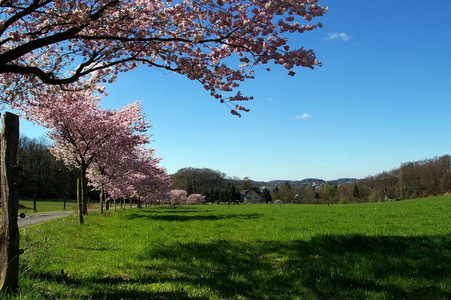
(17, 135, 451, 204)
(160, 156, 451, 204)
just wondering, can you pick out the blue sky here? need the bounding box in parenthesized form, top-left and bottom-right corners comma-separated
(19, 0, 451, 182)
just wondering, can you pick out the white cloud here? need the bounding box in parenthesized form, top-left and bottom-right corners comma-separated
(295, 113, 312, 119)
(326, 32, 352, 42)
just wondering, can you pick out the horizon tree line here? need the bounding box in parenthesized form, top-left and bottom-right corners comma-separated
(286, 155, 451, 204)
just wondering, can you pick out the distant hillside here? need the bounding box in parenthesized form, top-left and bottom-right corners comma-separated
(326, 178, 358, 186)
(254, 178, 358, 187)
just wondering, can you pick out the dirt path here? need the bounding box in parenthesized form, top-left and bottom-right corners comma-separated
(18, 211, 75, 228)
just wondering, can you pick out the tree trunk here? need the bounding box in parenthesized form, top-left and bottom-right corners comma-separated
(77, 178, 84, 225)
(81, 166, 88, 216)
(0, 112, 20, 295)
(100, 185, 104, 214)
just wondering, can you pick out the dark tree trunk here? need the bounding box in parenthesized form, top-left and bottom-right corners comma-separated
(77, 178, 84, 225)
(0, 112, 20, 294)
(105, 195, 109, 210)
(100, 185, 104, 214)
(81, 166, 88, 216)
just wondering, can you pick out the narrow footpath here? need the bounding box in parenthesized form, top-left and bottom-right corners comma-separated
(18, 211, 74, 228)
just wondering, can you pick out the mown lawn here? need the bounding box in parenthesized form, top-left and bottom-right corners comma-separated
(11, 196, 451, 299)
(18, 199, 78, 214)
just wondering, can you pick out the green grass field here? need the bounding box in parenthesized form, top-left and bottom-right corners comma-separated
(11, 196, 451, 299)
(18, 199, 78, 214)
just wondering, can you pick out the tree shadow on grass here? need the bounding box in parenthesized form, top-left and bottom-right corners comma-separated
(141, 234, 451, 299)
(123, 212, 262, 222)
(25, 270, 204, 299)
(25, 234, 451, 299)
(138, 206, 213, 213)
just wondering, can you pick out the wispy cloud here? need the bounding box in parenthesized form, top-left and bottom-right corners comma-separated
(326, 32, 352, 42)
(295, 113, 312, 120)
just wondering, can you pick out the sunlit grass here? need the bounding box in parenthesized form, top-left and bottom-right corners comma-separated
(18, 199, 78, 214)
(11, 196, 451, 299)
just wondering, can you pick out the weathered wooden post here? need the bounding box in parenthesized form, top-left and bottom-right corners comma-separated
(0, 112, 21, 294)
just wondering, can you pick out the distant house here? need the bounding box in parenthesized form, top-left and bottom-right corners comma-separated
(242, 187, 262, 204)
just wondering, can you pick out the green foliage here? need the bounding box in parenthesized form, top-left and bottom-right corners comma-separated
(241, 176, 252, 190)
(261, 188, 272, 203)
(283, 181, 292, 190)
(321, 185, 338, 205)
(278, 181, 296, 203)
(225, 182, 241, 203)
(301, 155, 451, 204)
(171, 167, 226, 195)
(352, 183, 360, 199)
(16, 197, 451, 299)
(271, 186, 280, 201)
(18, 136, 78, 199)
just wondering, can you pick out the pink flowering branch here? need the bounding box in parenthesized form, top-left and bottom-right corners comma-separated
(1, 0, 327, 115)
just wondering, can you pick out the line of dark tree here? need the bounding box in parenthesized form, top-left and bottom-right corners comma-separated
(16, 139, 247, 203)
(171, 155, 451, 205)
(16, 136, 78, 200)
(292, 155, 451, 204)
(16, 136, 145, 205)
(361, 154, 451, 201)
(21, 141, 448, 205)
(170, 167, 244, 203)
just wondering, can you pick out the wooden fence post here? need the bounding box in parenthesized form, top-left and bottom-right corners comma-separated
(0, 112, 20, 294)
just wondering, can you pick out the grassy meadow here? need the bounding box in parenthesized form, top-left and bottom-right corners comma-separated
(18, 199, 78, 214)
(11, 196, 451, 299)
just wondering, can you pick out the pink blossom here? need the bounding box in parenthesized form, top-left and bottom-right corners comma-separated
(0, 0, 327, 117)
(170, 189, 188, 205)
(186, 194, 205, 205)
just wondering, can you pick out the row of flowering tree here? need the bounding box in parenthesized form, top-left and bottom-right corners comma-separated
(18, 85, 170, 224)
(169, 189, 205, 205)
(1, 0, 327, 293)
